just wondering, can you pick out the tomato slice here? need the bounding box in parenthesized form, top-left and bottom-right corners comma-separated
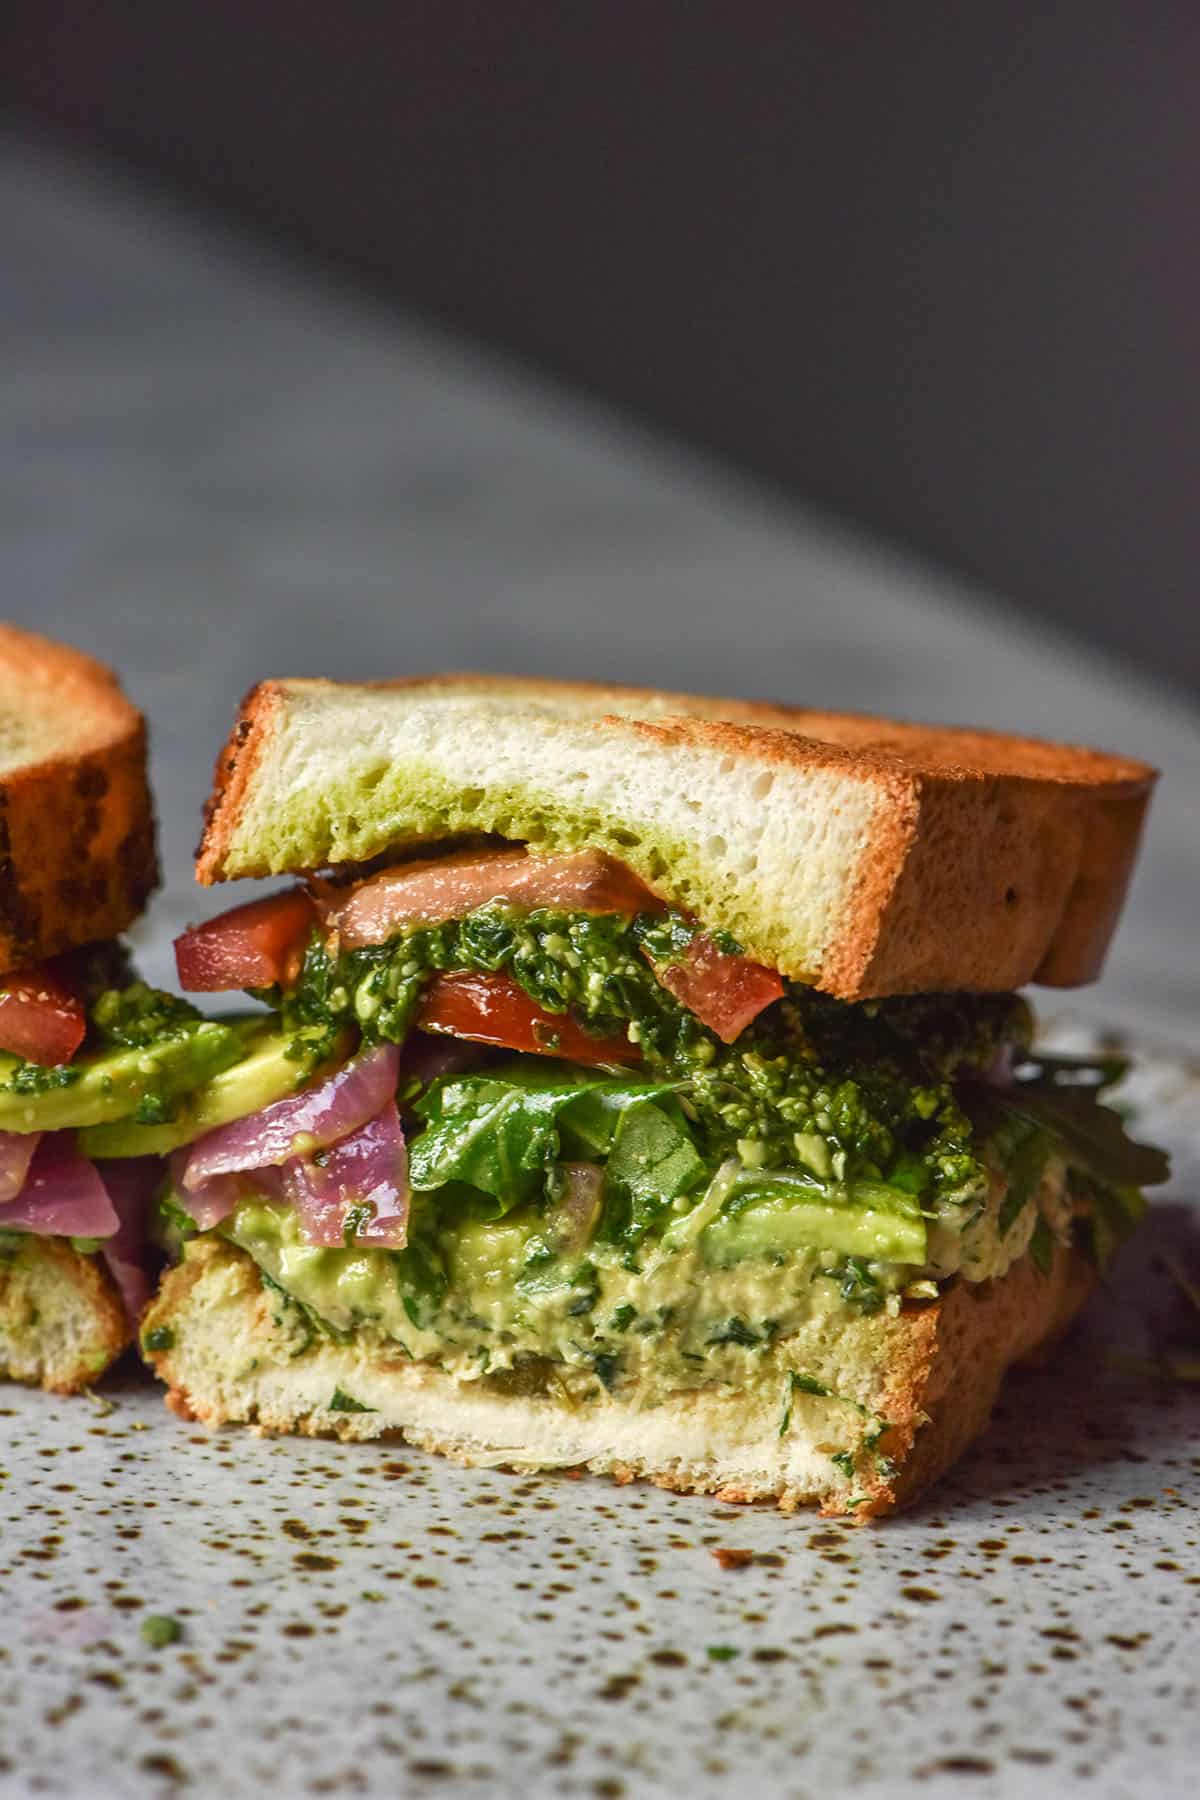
(174, 889, 317, 992)
(651, 934, 784, 1044)
(329, 849, 663, 950)
(0, 965, 87, 1065)
(417, 972, 641, 1066)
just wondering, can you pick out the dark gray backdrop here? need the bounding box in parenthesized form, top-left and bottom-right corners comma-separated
(4, 3, 1198, 695)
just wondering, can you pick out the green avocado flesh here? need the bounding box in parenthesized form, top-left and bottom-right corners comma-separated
(0, 1021, 244, 1135)
(78, 1024, 352, 1158)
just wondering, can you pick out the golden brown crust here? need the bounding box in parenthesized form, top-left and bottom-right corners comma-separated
(194, 674, 1153, 999)
(0, 625, 158, 974)
(199, 671, 1156, 788)
(866, 1243, 1096, 1516)
(0, 1235, 131, 1393)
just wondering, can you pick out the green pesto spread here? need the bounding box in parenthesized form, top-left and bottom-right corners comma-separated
(275, 901, 1031, 1214)
(0, 960, 246, 1135)
(153, 902, 1163, 1369)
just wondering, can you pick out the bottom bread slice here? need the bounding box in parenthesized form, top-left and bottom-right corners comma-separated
(143, 1236, 1095, 1517)
(0, 1235, 131, 1393)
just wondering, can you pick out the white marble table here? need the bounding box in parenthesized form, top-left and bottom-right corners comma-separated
(1, 131, 1198, 1800)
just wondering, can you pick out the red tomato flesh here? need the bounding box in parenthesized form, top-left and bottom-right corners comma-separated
(0, 965, 87, 1065)
(329, 849, 663, 950)
(652, 934, 784, 1044)
(417, 971, 641, 1066)
(174, 889, 317, 992)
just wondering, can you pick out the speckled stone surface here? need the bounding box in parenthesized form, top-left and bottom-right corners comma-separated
(1, 132, 1199, 1799)
(2, 1040, 1197, 1800)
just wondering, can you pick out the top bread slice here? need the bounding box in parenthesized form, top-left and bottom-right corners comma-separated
(0, 625, 158, 976)
(195, 674, 1154, 1000)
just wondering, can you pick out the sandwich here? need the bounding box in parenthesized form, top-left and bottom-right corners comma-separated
(0, 626, 247, 1392)
(132, 676, 1168, 1515)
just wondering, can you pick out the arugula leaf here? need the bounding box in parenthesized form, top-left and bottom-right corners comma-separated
(1084, 1177, 1148, 1268)
(997, 1086, 1170, 1189)
(601, 1097, 707, 1241)
(559, 1076, 685, 1158)
(409, 1075, 584, 1209)
(408, 1059, 705, 1229)
(997, 1124, 1051, 1235)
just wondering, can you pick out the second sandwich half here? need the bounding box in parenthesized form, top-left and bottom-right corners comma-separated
(123, 677, 1167, 1517)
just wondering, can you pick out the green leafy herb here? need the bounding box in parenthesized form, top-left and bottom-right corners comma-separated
(410, 1062, 704, 1240)
(142, 1325, 175, 1353)
(409, 1072, 588, 1210)
(599, 1096, 707, 1243)
(91, 982, 203, 1050)
(706, 1644, 741, 1662)
(778, 1368, 831, 1437)
(792, 1372, 831, 1397)
(828, 1255, 885, 1314)
(996, 1086, 1170, 1190)
(4, 1062, 82, 1096)
(393, 1231, 448, 1331)
(328, 1388, 375, 1413)
(706, 1316, 761, 1348)
(1082, 1178, 1148, 1270)
(830, 1450, 857, 1479)
(997, 1123, 1051, 1235)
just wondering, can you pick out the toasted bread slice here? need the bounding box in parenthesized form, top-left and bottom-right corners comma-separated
(141, 1231, 1093, 1519)
(0, 1233, 131, 1393)
(0, 624, 158, 976)
(195, 675, 1153, 999)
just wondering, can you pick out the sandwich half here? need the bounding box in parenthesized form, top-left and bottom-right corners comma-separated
(132, 676, 1167, 1514)
(0, 627, 255, 1392)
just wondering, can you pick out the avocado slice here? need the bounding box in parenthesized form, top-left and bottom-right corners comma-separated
(0, 1021, 245, 1135)
(701, 1175, 927, 1267)
(79, 1024, 354, 1158)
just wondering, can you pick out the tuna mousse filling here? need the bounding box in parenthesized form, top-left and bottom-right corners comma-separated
(124, 848, 1166, 1489)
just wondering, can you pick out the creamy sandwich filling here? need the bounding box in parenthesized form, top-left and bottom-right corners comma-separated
(135, 846, 1167, 1424)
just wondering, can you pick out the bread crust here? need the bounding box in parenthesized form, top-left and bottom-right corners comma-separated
(0, 1234, 131, 1393)
(194, 674, 1153, 1000)
(0, 625, 158, 974)
(143, 1235, 1095, 1519)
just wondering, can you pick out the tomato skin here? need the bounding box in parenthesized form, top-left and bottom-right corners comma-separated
(174, 889, 317, 992)
(0, 965, 87, 1065)
(330, 849, 663, 949)
(652, 934, 784, 1044)
(417, 972, 641, 1066)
